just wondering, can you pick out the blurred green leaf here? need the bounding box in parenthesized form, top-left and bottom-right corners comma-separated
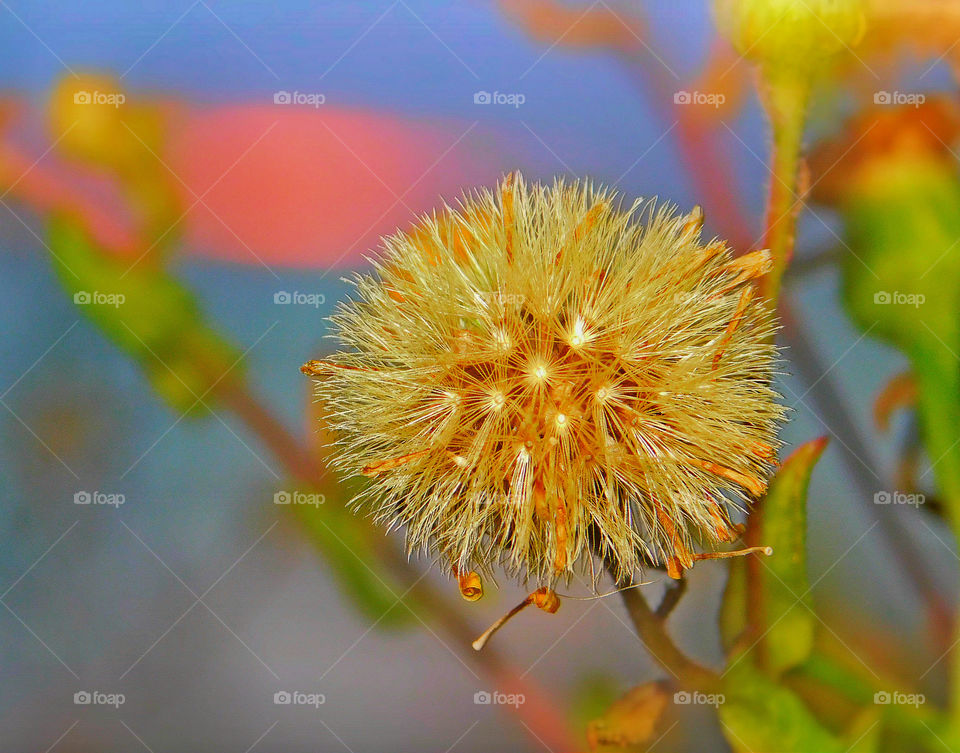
(47, 215, 241, 413)
(841, 708, 880, 753)
(841, 157, 960, 510)
(719, 663, 844, 752)
(791, 649, 953, 753)
(293, 477, 414, 629)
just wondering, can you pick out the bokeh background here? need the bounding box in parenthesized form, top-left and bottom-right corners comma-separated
(2, 1, 959, 751)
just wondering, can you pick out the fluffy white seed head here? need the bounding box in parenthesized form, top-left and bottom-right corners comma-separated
(312, 174, 783, 585)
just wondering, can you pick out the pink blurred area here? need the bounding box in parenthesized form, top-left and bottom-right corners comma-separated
(1, 101, 500, 268)
(168, 105, 498, 267)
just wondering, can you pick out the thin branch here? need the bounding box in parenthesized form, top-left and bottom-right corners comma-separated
(655, 577, 687, 620)
(603, 558, 719, 690)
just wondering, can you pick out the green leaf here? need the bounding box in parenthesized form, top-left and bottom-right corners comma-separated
(758, 436, 828, 675)
(719, 663, 844, 753)
(791, 650, 954, 752)
(719, 555, 747, 655)
(720, 438, 827, 672)
(292, 477, 414, 629)
(841, 157, 960, 511)
(47, 215, 241, 414)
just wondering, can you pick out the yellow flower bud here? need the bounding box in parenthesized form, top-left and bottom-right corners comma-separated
(714, 0, 866, 77)
(48, 73, 165, 179)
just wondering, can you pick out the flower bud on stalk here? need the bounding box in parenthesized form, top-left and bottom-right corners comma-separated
(714, 0, 867, 302)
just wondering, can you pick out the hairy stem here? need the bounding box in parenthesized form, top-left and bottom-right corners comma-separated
(758, 70, 810, 304)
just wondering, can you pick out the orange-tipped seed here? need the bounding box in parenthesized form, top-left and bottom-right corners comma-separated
(472, 587, 560, 651)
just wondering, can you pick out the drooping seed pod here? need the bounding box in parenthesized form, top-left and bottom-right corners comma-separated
(306, 174, 783, 586)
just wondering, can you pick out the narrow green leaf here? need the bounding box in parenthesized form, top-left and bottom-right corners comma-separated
(292, 478, 413, 629)
(719, 555, 747, 655)
(47, 215, 240, 413)
(758, 436, 828, 675)
(720, 438, 827, 671)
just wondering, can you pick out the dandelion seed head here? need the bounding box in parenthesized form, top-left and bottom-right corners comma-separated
(312, 174, 784, 585)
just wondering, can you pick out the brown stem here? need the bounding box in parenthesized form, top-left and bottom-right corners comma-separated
(603, 559, 719, 690)
(654, 577, 687, 620)
(215, 377, 327, 486)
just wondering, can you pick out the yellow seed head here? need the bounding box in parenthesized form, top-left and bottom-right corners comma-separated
(312, 175, 783, 585)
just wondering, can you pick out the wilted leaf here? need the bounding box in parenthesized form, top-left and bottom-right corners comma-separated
(585, 681, 670, 751)
(570, 674, 621, 750)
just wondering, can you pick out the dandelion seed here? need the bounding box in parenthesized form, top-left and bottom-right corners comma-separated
(307, 174, 784, 586)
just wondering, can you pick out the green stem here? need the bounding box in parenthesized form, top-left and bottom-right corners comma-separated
(759, 69, 810, 305)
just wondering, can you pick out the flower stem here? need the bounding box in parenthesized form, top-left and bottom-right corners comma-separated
(604, 559, 720, 690)
(758, 69, 810, 304)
